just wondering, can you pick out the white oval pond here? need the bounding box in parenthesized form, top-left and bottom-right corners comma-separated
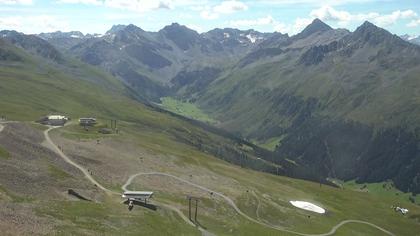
(289, 201, 326, 214)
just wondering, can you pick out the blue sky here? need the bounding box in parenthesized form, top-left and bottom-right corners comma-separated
(0, 0, 419, 36)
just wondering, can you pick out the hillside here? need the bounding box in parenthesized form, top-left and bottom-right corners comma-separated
(194, 20, 420, 194)
(0, 31, 291, 179)
(40, 20, 420, 195)
(1, 21, 420, 236)
(41, 24, 272, 102)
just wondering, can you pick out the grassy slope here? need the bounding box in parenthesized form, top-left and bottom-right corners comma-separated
(0, 40, 196, 132)
(1, 39, 419, 235)
(35, 197, 200, 236)
(0, 44, 282, 179)
(0, 145, 10, 159)
(159, 97, 216, 124)
(0, 42, 211, 235)
(197, 37, 420, 137)
(195, 40, 420, 194)
(342, 180, 420, 205)
(252, 136, 284, 151)
(52, 122, 420, 236)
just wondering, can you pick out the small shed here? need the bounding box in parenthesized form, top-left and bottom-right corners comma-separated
(79, 117, 97, 126)
(38, 115, 69, 126)
(99, 128, 112, 134)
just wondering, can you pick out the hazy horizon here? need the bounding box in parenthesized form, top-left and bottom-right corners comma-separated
(0, 0, 419, 36)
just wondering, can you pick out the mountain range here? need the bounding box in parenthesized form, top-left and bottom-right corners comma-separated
(1, 27, 301, 183)
(196, 20, 420, 193)
(2, 18, 420, 194)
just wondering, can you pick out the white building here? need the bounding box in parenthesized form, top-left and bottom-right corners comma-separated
(48, 115, 69, 121)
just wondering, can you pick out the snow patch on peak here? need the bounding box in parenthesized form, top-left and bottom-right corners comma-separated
(245, 34, 264, 44)
(246, 34, 257, 43)
(408, 35, 418, 40)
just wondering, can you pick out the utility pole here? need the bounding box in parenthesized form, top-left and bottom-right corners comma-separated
(194, 199, 198, 222)
(109, 119, 118, 132)
(187, 195, 199, 224)
(188, 196, 192, 220)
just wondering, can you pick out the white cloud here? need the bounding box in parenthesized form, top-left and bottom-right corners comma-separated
(228, 15, 312, 35)
(0, 15, 70, 33)
(273, 22, 288, 33)
(228, 15, 313, 35)
(57, 0, 174, 12)
(200, 9, 219, 20)
(30, 15, 70, 32)
(185, 24, 203, 32)
(0, 16, 21, 29)
(310, 6, 419, 27)
(213, 0, 247, 14)
(273, 7, 420, 35)
(218, 5, 420, 35)
(310, 5, 351, 22)
(373, 10, 417, 26)
(275, 17, 313, 35)
(255, 0, 383, 7)
(57, 0, 102, 5)
(104, 0, 172, 12)
(200, 0, 248, 20)
(293, 17, 314, 33)
(104, 13, 138, 20)
(407, 19, 420, 27)
(0, 0, 32, 5)
(230, 15, 275, 27)
(189, 5, 204, 11)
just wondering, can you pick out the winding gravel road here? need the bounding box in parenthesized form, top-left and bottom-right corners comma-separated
(0, 121, 18, 133)
(251, 191, 262, 221)
(123, 172, 395, 236)
(43, 125, 118, 195)
(122, 172, 215, 236)
(43, 125, 212, 235)
(38, 123, 395, 236)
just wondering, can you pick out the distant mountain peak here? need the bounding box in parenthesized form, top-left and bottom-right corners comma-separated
(161, 22, 197, 34)
(306, 18, 332, 31)
(351, 21, 396, 45)
(159, 23, 200, 50)
(104, 24, 145, 43)
(169, 22, 181, 27)
(1, 30, 63, 62)
(296, 18, 333, 38)
(106, 24, 127, 35)
(38, 31, 85, 39)
(125, 24, 144, 32)
(357, 21, 378, 31)
(0, 30, 20, 37)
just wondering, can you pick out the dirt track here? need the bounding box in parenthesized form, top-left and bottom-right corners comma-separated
(123, 172, 395, 236)
(41, 124, 395, 236)
(43, 125, 213, 235)
(43, 126, 118, 195)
